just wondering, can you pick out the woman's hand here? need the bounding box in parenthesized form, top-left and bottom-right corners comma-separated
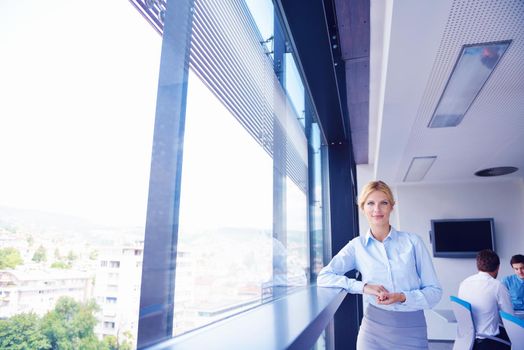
(363, 284, 406, 304)
(376, 292, 406, 305)
(363, 283, 389, 301)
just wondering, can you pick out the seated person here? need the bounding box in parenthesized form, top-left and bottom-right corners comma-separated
(502, 254, 524, 311)
(458, 249, 513, 350)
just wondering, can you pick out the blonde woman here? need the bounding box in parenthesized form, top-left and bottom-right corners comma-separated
(318, 180, 442, 350)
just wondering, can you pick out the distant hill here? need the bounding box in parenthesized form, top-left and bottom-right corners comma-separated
(0, 205, 144, 245)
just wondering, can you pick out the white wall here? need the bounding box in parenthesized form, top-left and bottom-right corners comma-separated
(393, 178, 524, 339)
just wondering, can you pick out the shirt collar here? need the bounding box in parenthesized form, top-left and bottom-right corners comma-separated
(478, 271, 494, 279)
(364, 226, 396, 245)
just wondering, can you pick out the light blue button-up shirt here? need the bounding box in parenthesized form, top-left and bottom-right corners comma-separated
(502, 274, 524, 310)
(317, 227, 442, 311)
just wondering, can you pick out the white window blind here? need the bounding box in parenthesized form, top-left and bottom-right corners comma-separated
(189, 0, 308, 192)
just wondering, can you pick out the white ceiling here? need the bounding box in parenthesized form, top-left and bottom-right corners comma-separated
(367, 0, 524, 186)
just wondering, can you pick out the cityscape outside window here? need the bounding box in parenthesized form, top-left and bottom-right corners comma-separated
(0, 0, 160, 348)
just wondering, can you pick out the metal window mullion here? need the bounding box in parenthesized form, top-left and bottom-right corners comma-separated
(137, 0, 194, 347)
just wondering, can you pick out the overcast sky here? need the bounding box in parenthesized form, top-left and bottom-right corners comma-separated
(0, 0, 161, 226)
(0, 0, 306, 232)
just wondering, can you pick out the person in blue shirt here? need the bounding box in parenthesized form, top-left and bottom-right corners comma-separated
(502, 254, 524, 311)
(317, 180, 442, 350)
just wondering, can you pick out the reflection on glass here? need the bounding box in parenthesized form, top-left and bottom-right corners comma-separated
(285, 53, 306, 127)
(285, 177, 309, 285)
(173, 71, 274, 336)
(312, 329, 327, 350)
(0, 1, 159, 349)
(170, 0, 311, 337)
(428, 41, 510, 128)
(310, 122, 324, 276)
(173, 64, 311, 335)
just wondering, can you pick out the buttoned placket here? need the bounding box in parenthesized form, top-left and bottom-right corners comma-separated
(377, 239, 395, 291)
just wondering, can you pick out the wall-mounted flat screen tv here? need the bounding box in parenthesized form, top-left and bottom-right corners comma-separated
(430, 218, 495, 258)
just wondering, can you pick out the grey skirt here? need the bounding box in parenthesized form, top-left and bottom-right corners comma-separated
(356, 304, 428, 350)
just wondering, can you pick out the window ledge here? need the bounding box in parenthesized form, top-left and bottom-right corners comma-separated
(144, 285, 347, 350)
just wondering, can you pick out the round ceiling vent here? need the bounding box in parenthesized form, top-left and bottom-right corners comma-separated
(474, 166, 519, 177)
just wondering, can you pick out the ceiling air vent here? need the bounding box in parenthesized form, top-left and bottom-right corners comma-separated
(474, 166, 518, 177)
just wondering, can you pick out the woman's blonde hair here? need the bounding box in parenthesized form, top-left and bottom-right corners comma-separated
(357, 180, 395, 210)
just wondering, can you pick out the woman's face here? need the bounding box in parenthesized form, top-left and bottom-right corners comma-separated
(363, 190, 393, 226)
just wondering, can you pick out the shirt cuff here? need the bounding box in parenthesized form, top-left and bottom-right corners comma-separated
(401, 292, 408, 304)
(348, 280, 366, 294)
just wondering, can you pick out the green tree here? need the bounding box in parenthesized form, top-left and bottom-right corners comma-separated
(66, 250, 77, 262)
(102, 335, 117, 350)
(89, 250, 98, 260)
(0, 247, 23, 269)
(32, 245, 47, 263)
(50, 261, 71, 269)
(0, 313, 51, 350)
(102, 331, 133, 350)
(27, 235, 35, 247)
(119, 330, 134, 350)
(0, 297, 112, 350)
(41, 297, 107, 350)
(54, 248, 61, 260)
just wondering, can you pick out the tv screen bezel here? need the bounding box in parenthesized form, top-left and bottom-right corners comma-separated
(429, 218, 495, 258)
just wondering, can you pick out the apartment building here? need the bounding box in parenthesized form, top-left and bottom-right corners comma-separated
(93, 243, 143, 346)
(0, 268, 93, 318)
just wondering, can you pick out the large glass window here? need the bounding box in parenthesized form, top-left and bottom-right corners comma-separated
(244, 0, 274, 57)
(132, 0, 316, 340)
(309, 121, 326, 278)
(284, 53, 306, 127)
(130, 0, 327, 345)
(0, 1, 160, 349)
(285, 177, 309, 284)
(169, 0, 311, 336)
(173, 71, 274, 335)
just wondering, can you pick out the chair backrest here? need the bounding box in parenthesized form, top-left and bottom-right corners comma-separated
(500, 310, 524, 350)
(450, 296, 475, 350)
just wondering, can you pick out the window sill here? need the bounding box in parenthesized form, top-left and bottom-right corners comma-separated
(143, 285, 347, 350)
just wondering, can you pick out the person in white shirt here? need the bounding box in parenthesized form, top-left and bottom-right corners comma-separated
(317, 180, 442, 350)
(458, 249, 513, 350)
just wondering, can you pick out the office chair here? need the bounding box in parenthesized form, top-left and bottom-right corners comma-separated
(500, 310, 524, 350)
(450, 296, 511, 350)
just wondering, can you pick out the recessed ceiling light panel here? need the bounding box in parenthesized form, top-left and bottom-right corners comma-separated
(428, 40, 511, 128)
(403, 156, 437, 182)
